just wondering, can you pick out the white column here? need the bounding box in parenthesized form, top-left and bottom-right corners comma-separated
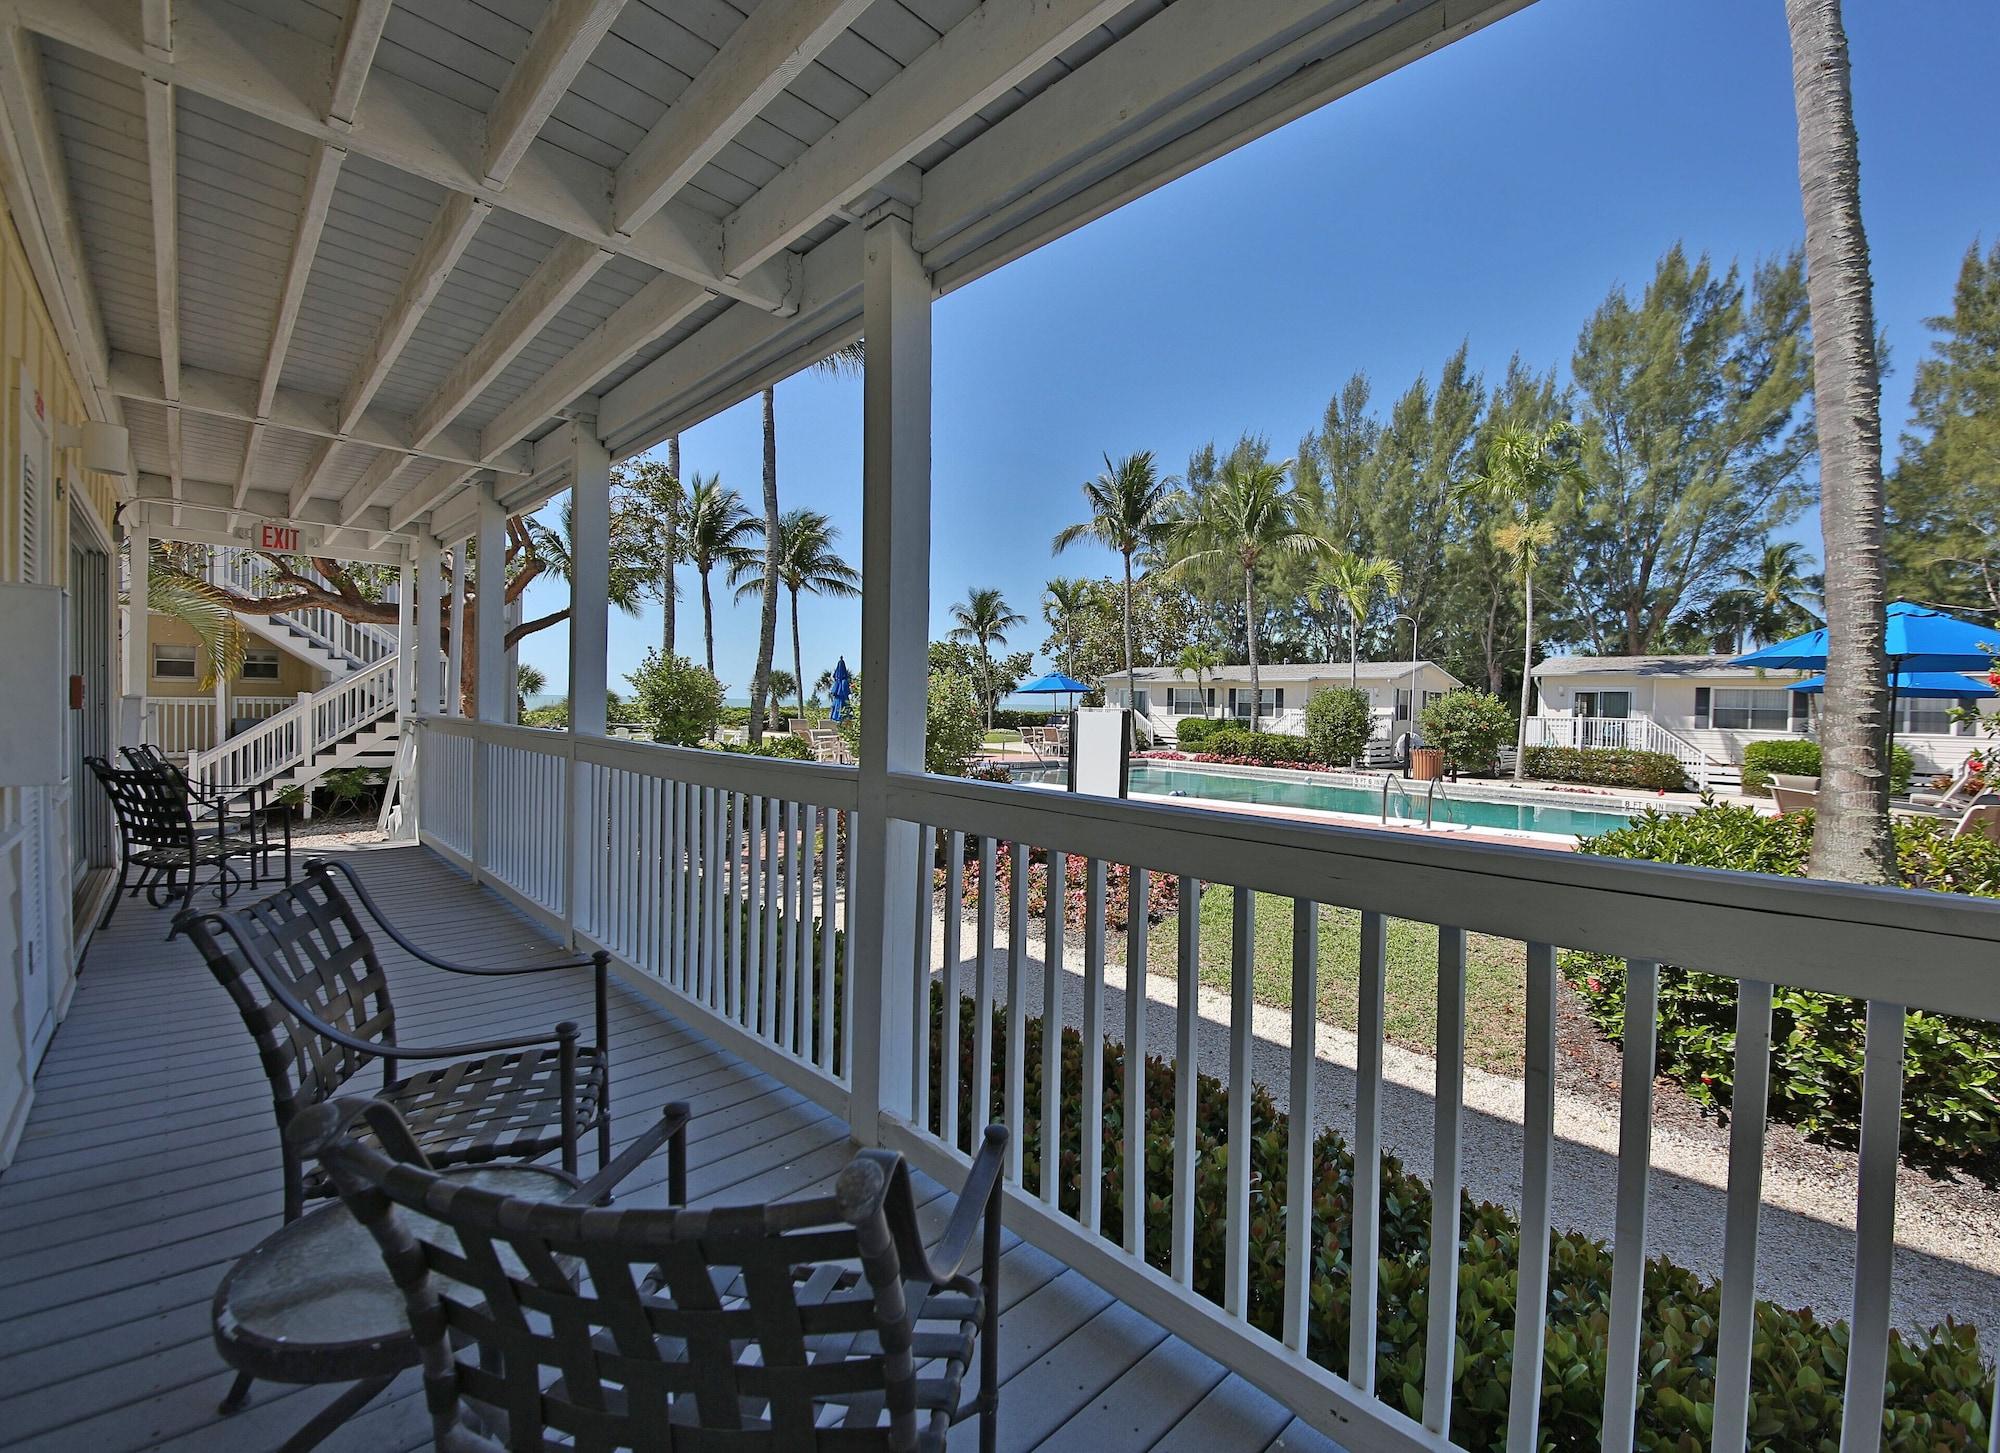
(121, 518, 151, 746)
(568, 420, 611, 736)
(396, 548, 417, 714)
(413, 535, 442, 716)
(446, 538, 468, 716)
(566, 418, 612, 943)
(475, 482, 507, 722)
(847, 207, 931, 1143)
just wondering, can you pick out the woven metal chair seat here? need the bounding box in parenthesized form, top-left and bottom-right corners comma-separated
(296, 1044, 607, 1200)
(131, 836, 252, 867)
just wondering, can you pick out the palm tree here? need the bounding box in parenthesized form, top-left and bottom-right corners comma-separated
(1052, 452, 1176, 716)
(735, 509, 860, 721)
(949, 587, 1026, 732)
(143, 548, 245, 689)
(1457, 422, 1588, 780)
(1174, 642, 1222, 718)
(1041, 577, 1093, 678)
(1717, 540, 1823, 646)
(1309, 551, 1403, 688)
(681, 474, 759, 678)
(1785, 0, 1894, 882)
(1167, 457, 1319, 712)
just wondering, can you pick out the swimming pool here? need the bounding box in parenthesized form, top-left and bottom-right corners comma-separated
(1021, 761, 1641, 839)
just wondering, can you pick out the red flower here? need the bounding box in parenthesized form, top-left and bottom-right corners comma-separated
(1586, 976, 1603, 994)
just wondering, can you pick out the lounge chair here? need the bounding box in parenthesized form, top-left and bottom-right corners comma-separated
(1911, 758, 1985, 810)
(1952, 791, 2000, 844)
(1771, 784, 1818, 816)
(1768, 772, 1821, 795)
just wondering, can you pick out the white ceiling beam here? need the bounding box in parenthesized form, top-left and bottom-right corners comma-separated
(403, 235, 608, 455)
(338, 190, 489, 435)
(337, 449, 415, 525)
(108, 352, 532, 475)
(0, 25, 116, 411)
(483, 0, 629, 188)
(140, 0, 172, 63)
(136, 471, 399, 535)
(238, 139, 345, 508)
(128, 498, 412, 563)
(291, 436, 339, 515)
(612, 0, 870, 236)
(477, 271, 709, 464)
(386, 459, 476, 533)
(142, 68, 180, 493)
(327, 0, 392, 127)
(720, 0, 1131, 278)
(12, 0, 791, 313)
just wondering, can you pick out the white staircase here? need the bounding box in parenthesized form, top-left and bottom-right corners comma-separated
(1522, 714, 1728, 790)
(178, 549, 407, 801)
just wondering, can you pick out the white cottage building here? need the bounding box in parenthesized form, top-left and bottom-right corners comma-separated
(1103, 659, 1464, 743)
(1528, 654, 1990, 788)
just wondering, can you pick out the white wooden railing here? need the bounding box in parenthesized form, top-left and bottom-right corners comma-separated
(188, 655, 399, 789)
(411, 716, 2000, 1453)
(206, 547, 398, 668)
(142, 695, 294, 757)
(1523, 714, 1712, 787)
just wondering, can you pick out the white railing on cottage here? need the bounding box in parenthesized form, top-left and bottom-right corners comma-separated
(1523, 714, 1712, 787)
(411, 715, 2000, 1453)
(189, 655, 399, 789)
(142, 695, 295, 756)
(205, 546, 398, 668)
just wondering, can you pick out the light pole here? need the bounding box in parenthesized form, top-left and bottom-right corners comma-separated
(1391, 610, 1419, 768)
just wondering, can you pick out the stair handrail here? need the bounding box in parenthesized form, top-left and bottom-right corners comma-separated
(206, 548, 398, 668)
(188, 654, 401, 791)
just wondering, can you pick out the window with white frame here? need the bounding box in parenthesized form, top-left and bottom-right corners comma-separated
(1233, 688, 1280, 719)
(241, 649, 281, 681)
(1169, 687, 1207, 715)
(1710, 688, 1790, 732)
(1898, 698, 1953, 737)
(152, 644, 197, 680)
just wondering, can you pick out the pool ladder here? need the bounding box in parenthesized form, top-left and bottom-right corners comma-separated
(1380, 776, 1448, 828)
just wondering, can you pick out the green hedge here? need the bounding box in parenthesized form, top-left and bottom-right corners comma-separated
(1176, 716, 1226, 747)
(1569, 801, 2000, 1177)
(1742, 738, 1915, 796)
(1192, 726, 1324, 766)
(1522, 745, 1689, 791)
(925, 986, 1995, 1448)
(716, 734, 814, 761)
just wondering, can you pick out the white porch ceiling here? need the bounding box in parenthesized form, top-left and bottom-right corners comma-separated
(0, 0, 1531, 547)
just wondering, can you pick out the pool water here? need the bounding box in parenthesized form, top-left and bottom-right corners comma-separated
(1097, 763, 1638, 839)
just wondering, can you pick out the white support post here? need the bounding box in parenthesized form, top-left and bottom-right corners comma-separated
(566, 417, 611, 944)
(846, 207, 931, 1143)
(396, 548, 416, 714)
(475, 482, 507, 722)
(446, 538, 467, 715)
(121, 518, 150, 747)
(413, 534, 442, 716)
(473, 482, 507, 877)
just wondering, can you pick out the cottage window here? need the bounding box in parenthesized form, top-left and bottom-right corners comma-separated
(152, 644, 197, 680)
(1711, 688, 1790, 732)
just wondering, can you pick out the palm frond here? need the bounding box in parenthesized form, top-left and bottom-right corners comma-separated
(146, 555, 246, 689)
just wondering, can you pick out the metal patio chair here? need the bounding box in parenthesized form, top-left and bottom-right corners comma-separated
(174, 857, 613, 1223)
(122, 742, 292, 887)
(87, 754, 250, 929)
(295, 1103, 1008, 1453)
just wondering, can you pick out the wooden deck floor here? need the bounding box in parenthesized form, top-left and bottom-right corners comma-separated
(0, 844, 1340, 1452)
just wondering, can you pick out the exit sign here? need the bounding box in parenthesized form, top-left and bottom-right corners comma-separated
(258, 522, 301, 551)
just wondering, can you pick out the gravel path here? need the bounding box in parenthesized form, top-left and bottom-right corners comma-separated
(929, 913, 2000, 1352)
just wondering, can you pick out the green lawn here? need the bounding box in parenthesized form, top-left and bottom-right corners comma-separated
(982, 729, 1023, 744)
(1137, 884, 1527, 1074)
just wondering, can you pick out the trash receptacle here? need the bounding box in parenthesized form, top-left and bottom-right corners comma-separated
(1410, 747, 1444, 781)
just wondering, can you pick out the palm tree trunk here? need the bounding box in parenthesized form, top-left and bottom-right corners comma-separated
(1348, 604, 1359, 689)
(1514, 565, 1533, 781)
(980, 643, 994, 733)
(700, 569, 716, 676)
(790, 587, 807, 721)
(748, 386, 780, 744)
(1120, 552, 1138, 718)
(1243, 567, 1260, 722)
(1787, 0, 1894, 883)
(663, 434, 680, 659)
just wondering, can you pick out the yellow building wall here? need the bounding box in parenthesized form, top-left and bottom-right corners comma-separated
(0, 190, 122, 1167)
(143, 613, 327, 698)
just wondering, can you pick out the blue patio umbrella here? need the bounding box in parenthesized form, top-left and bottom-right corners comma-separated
(828, 657, 853, 723)
(1787, 670, 1996, 699)
(1015, 671, 1091, 714)
(1733, 600, 1998, 758)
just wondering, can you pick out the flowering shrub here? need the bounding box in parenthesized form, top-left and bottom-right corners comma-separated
(934, 843, 1177, 932)
(1135, 749, 1340, 774)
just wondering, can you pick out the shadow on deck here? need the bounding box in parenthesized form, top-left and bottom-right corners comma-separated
(0, 845, 1339, 1452)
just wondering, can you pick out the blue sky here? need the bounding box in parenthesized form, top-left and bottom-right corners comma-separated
(519, 0, 2000, 703)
